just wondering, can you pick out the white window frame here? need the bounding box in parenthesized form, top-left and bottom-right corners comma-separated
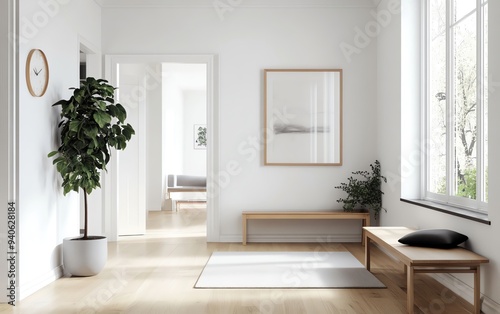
(423, 0, 488, 213)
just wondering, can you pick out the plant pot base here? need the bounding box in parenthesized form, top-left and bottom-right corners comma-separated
(63, 236, 107, 276)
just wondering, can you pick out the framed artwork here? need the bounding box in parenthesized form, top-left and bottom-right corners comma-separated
(264, 69, 343, 166)
(194, 124, 207, 149)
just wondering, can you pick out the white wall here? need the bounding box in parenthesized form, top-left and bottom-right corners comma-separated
(146, 64, 163, 211)
(16, 0, 102, 299)
(486, 1, 500, 308)
(163, 63, 207, 178)
(182, 90, 207, 175)
(102, 0, 379, 243)
(377, 0, 500, 310)
(7, 0, 499, 307)
(163, 64, 185, 178)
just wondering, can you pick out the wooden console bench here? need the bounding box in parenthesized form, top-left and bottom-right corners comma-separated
(167, 187, 206, 211)
(242, 211, 370, 245)
(166, 186, 206, 199)
(166, 174, 206, 211)
(363, 227, 489, 314)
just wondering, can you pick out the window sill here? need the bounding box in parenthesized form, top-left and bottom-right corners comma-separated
(400, 198, 491, 225)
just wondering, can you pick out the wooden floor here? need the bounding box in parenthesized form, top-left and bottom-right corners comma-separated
(1, 204, 474, 313)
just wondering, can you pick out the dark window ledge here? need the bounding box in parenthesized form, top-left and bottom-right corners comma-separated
(400, 198, 491, 225)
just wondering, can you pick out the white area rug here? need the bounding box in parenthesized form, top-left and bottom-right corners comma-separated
(194, 251, 385, 289)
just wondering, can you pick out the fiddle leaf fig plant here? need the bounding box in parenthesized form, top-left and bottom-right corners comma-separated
(335, 160, 387, 219)
(48, 77, 135, 239)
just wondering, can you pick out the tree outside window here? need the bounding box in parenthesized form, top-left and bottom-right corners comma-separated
(426, 0, 488, 209)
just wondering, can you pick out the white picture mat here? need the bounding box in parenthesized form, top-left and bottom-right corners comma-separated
(265, 70, 342, 165)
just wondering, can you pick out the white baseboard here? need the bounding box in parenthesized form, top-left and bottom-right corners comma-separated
(19, 265, 64, 301)
(483, 297, 500, 314)
(431, 273, 500, 314)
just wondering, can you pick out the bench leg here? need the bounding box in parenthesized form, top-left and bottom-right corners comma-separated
(407, 266, 415, 314)
(364, 236, 370, 271)
(361, 219, 365, 246)
(242, 215, 247, 245)
(474, 266, 481, 314)
(362, 217, 370, 246)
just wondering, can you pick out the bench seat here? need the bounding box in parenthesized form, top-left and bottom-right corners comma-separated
(364, 226, 489, 314)
(242, 210, 370, 245)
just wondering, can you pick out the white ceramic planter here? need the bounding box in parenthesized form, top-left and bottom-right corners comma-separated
(63, 236, 107, 276)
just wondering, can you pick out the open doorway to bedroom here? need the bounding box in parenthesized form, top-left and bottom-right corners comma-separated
(105, 54, 219, 242)
(158, 63, 208, 238)
(160, 63, 207, 214)
(115, 62, 207, 235)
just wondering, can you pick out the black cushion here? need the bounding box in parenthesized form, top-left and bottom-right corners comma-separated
(398, 229, 468, 249)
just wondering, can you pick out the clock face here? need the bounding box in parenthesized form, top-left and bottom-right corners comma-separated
(26, 49, 49, 97)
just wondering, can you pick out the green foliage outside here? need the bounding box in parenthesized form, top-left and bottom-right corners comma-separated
(428, 2, 488, 203)
(457, 168, 477, 199)
(436, 166, 488, 201)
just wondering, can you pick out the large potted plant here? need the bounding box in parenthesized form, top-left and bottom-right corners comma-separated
(334, 160, 387, 220)
(48, 77, 135, 276)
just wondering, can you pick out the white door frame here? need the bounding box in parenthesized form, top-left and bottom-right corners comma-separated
(104, 54, 220, 242)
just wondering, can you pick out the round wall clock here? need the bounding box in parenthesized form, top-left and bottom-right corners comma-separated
(26, 49, 49, 97)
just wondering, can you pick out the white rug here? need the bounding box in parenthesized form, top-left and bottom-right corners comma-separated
(194, 251, 385, 289)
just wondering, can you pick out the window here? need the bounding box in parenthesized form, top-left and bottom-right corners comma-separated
(425, 0, 488, 212)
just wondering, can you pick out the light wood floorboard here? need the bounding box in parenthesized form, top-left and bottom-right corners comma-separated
(1, 204, 474, 313)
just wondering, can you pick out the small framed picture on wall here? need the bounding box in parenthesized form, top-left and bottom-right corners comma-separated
(194, 124, 207, 149)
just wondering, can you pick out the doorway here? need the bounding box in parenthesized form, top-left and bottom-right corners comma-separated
(162, 63, 207, 209)
(104, 55, 220, 242)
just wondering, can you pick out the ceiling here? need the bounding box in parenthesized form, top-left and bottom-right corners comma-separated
(95, 0, 379, 8)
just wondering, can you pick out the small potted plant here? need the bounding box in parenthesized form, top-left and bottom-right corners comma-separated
(334, 160, 387, 220)
(48, 77, 135, 276)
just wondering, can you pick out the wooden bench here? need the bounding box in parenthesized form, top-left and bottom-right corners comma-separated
(167, 187, 206, 211)
(166, 175, 206, 211)
(242, 211, 370, 245)
(363, 227, 489, 314)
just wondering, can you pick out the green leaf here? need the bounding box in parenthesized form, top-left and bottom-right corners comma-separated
(52, 156, 65, 165)
(115, 103, 127, 123)
(122, 124, 135, 140)
(84, 127, 99, 144)
(112, 125, 122, 135)
(52, 99, 68, 107)
(93, 111, 112, 128)
(63, 184, 72, 195)
(107, 105, 118, 118)
(69, 120, 81, 132)
(97, 100, 107, 111)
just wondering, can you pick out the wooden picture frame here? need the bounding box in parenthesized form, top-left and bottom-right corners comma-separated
(264, 69, 343, 166)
